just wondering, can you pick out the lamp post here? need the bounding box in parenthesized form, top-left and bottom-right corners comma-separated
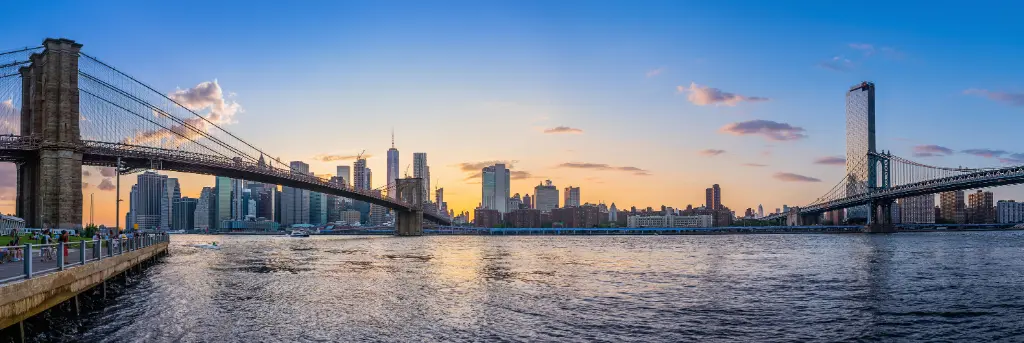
(115, 157, 123, 232)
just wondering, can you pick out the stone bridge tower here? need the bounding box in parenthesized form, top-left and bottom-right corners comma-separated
(394, 177, 424, 236)
(16, 38, 84, 229)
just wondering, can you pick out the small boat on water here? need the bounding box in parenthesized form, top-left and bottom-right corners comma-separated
(191, 242, 220, 250)
(289, 230, 310, 237)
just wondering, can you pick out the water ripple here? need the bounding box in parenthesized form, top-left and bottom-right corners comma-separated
(10, 232, 1024, 342)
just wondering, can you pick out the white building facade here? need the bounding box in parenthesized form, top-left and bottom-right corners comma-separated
(997, 200, 1024, 224)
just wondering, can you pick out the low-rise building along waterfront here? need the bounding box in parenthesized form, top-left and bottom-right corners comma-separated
(627, 214, 714, 228)
(997, 200, 1024, 224)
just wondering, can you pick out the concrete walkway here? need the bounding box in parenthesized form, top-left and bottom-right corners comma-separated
(0, 245, 116, 283)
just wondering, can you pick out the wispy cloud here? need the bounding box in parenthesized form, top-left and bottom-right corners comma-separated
(676, 82, 769, 106)
(813, 156, 846, 166)
(774, 172, 821, 182)
(912, 145, 954, 157)
(99, 167, 116, 178)
(959, 148, 1024, 164)
(98, 178, 116, 191)
(543, 126, 584, 134)
(999, 153, 1024, 165)
(82, 170, 92, 177)
(818, 56, 854, 72)
(314, 153, 372, 162)
(720, 120, 807, 141)
(741, 163, 767, 167)
(964, 89, 1024, 107)
(462, 169, 538, 181)
(646, 67, 665, 78)
(455, 160, 517, 172)
(82, 182, 89, 189)
(557, 162, 651, 176)
(848, 43, 903, 58)
(962, 149, 1008, 158)
(699, 149, 726, 157)
(511, 171, 535, 180)
(848, 43, 875, 54)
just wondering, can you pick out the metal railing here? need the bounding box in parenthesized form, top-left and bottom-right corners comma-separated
(0, 234, 169, 285)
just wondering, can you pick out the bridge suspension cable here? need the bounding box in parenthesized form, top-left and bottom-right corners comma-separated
(0, 47, 42, 136)
(78, 52, 305, 175)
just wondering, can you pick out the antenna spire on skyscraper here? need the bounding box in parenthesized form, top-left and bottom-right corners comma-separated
(391, 127, 395, 149)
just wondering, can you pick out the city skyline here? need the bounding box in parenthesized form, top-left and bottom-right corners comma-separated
(1, 1, 1023, 227)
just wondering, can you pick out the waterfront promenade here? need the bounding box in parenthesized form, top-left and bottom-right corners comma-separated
(0, 243, 117, 284)
(0, 236, 168, 341)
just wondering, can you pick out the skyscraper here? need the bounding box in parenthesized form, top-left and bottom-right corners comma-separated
(757, 204, 764, 218)
(435, 188, 446, 214)
(132, 171, 169, 230)
(215, 176, 232, 230)
(845, 82, 876, 221)
(705, 184, 721, 210)
(413, 153, 430, 200)
(387, 131, 400, 198)
(231, 178, 245, 220)
(336, 165, 351, 187)
(164, 178, 180, 230)
(172, 197, 197, 231)
(127, 184, 137, 229)
(282, 161, 311, 226)
(194, 187, 214, 230)
(241, 188, 252, 218)
(249, 182, 275, 220)
(940, 190, 965, 224)
(309, 192, 327, 225)
(564, 186, 580, 208)
(523, 194, 532, 209)
(354, 159, 368, 190)
(482, 163, 511, 213)
(366, 168, 373, 189)
(534, 180, 559, 213)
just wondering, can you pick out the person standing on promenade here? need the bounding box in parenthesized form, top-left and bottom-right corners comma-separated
(11, 233, 21, 261)
(60, 231, 70, 257)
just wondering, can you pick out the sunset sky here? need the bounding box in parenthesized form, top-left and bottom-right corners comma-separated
(1, 1, 1023, 226)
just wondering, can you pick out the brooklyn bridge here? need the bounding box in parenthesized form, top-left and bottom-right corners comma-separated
(0, 38, 451, 235)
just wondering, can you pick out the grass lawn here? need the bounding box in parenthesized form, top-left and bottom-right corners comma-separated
(0, 234, 91, 246)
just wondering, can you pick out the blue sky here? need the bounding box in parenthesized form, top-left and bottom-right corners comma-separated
(1, 0, 1022, 224)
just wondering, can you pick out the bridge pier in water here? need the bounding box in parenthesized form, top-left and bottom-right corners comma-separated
(867, 199, 895, 233)
(16, 39, 85, 229)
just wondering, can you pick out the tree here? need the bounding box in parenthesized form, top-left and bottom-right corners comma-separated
(83, 224, 99, 238)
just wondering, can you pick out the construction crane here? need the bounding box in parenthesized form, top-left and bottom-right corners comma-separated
(404, 164, 411, 178)
(356, 149, 366, 160)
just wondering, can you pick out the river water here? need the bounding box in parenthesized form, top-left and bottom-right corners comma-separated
(22, 232, 1024, 342)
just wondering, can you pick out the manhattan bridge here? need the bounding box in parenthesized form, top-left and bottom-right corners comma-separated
(0, 38, 450, 235)
(764, 82, 1024, 232)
